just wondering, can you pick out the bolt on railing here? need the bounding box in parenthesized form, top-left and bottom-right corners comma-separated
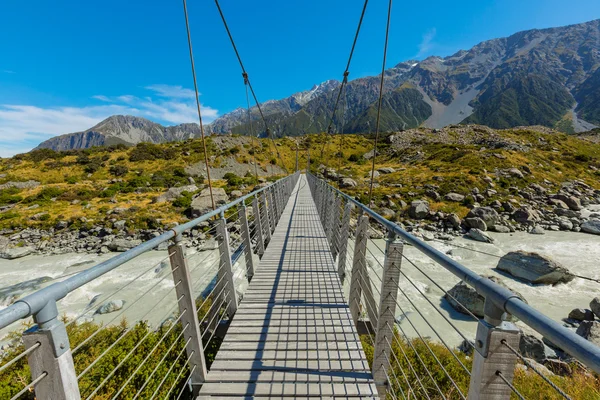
(0, 172, 300, 400)
(307, 172, 600, 400)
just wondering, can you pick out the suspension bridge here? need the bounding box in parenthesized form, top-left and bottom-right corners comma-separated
(1, 0, 600, 399)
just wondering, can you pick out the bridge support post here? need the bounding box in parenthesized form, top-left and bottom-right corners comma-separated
(268, 188, 278, 231)
(337, 202, 353, 283)
(260, 191, 273, 240)
(349, 215, 369, 326)
(331, 195, 343, 258)
(467, 299, 520, 400)
(238, 203, 255, 281)
(22, 302, 81, 400)
(372, 231, 403, 398)
(168, 236, 208, 394)
(252, 197, 265, 257)
(216, 214, 239, 318)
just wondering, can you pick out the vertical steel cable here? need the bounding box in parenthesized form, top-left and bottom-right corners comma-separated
(183, 0, 216, 210)
(367, 0, 393, 205)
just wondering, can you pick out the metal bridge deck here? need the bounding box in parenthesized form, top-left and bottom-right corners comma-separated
(198, 175, 377, 399)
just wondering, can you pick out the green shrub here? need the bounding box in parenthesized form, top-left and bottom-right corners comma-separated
(129, 143, 177, 162)
(172, 191, 193, 208)
(0, 188, 23, 206)
(23, 187, 64, 204)
(27, 148, 64, 163)
(65, 176, 79, 185)
(223, 172, 242, 187)
(109, 165, 129, 177)
(0, 212, 19, 221)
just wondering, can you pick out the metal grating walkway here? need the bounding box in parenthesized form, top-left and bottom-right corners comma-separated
(198, 175, 377, 399)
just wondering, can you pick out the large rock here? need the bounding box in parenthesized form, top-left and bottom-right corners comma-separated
(496, 251, 575, 285)
(568, 308, 594, 321)
(409, 200, 429, 219)
(575, 321, 600, 347)
(107, 238, 142, 252)
(154, 184, 198, 203)
(512, 207, 541, 224)
(445, 275, 526, 319)
(581, 220, 600, 235)
(96, 299, 125, 314)
(339, 178, 357, 188)
(519, 334, 552, 363)
(377, 167, 395, 174)
(444, 193, 465, 202)
(0, 180, 40, 190)
(467, 228, 494, 243)
(590, 297, 600, 319)
(466, 207, 499, 230)
(553, 194, 582, 211)
(1, 246, 34, 260)
(465, 217, 487, 231)
(190, 187, 229, 216)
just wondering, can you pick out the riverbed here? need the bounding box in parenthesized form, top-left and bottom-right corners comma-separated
(0, 228, 598, 348)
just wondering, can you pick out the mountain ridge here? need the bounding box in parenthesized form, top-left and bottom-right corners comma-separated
(35, 19, 600, 151)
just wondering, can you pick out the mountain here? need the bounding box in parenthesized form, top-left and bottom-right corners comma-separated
(36, 19, 600, 151)
(36, 115, 201, 151)
(213, 19, 600, 136)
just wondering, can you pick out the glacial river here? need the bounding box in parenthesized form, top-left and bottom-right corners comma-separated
(0, 226, 599, 348)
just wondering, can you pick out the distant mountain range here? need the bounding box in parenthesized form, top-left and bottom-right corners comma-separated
(37, 19, 600, 151)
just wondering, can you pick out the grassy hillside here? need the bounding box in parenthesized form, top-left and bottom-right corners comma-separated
(1, 125, 599, 233)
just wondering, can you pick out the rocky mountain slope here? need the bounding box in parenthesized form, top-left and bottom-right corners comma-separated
(218, 19, 600, 136)
(36, 115, 202, 151)
(35, 19, 600, 151)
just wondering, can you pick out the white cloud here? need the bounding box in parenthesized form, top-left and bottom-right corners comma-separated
(0, 84, 219, 157)
(2, 70, 15, 74)
(416, 28, 437, 59)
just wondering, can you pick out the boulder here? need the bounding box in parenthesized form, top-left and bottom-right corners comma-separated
(409, 200, 429, 219)
(568, 308, 594, 321)
(519, 334, 548, 363)
(96, 300, 125, 314)
(377, 167, 395, 174)
(379, 208, 395, 219)
(339, 178, 357, 188)
(230, 190, 243, 198)
(543, 359, 573, 376)
(154, 184, 198, 203)
(581, 220, 600, 235)
(529, 225, 545, 235)
(113, 220, 126, 230)
(445, 193, 465, 202)
(465, 217, 487, 231)
(496, 251, 575, 285)
(466, 207, 499, 230)
(1, 246, 34, 260)
(590, 297, 600, 319)
(190, 187, 229, 216)
(467, 228, 494, 243)
(553, 194, 582, 211)
(107, 239, 142, 252)
(492, 225, 511, 233)
(446, 214, 461, 229)
(558, 219, 573, 231)
(512, 207, 541, 224)
(445, 275, 525, 319)
(508, 168, 524, 178)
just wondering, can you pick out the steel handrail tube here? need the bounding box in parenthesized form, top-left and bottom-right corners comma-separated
(0, 174, 296, 330)
(307, 172, 600, 373)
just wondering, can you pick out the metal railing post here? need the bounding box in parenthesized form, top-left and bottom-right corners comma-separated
(168, 236, 208, 394)
(349, 215, 369, 325)
(337, 202, 353, 283)
(238, 203, 255, 281)
(268, 188, 278, 231)
(22, 303, 81, 400)
(216, 214, 239, 317)
(259, 192, 272, 243)
(331, 195, 343, 258)
(325, 190, 335, 245)
(252, 197, 265, 257)
(372, 231, 403, 398)
(468, 299, 520, 400)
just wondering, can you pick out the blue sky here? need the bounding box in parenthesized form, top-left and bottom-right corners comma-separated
(1, 0, 599, 157)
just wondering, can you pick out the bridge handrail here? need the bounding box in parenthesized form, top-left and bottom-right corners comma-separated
(307, 172, 600, 374)
(0, 173, 297, 330)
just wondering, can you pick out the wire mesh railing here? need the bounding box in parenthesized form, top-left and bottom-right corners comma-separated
(307, 172, 600, 400)
(0, 172, 299, 400)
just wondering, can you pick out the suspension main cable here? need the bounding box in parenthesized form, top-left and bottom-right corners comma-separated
(367, 0, 393, 205)
(320, 0, 370, 167)
(214, 0, 288, 174)
(182, 0, 215, 210)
